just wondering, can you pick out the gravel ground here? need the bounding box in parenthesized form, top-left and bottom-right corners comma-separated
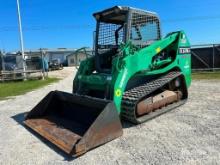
(0, 68, 220, 165)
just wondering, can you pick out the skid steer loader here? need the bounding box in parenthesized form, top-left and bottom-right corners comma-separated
(24, 6, 191, 157)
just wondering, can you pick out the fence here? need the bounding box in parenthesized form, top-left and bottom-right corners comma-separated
(1, 43, 220, 80)
(191, 44, 220, 71)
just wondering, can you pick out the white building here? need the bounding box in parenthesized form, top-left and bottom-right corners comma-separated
(66, 48, 93, 66)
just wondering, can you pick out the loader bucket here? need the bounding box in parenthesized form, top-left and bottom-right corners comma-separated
(24, 91, 123, 156)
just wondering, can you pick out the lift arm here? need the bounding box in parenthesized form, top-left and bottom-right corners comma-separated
(111, 31, 186, 113)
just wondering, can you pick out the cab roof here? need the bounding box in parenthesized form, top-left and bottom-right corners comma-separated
(93, 6, 158, 24)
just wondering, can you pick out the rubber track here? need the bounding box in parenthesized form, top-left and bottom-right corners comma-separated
(121, 71, 186, 124)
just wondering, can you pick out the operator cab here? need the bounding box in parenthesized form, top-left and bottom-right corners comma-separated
(93, 6, 161, 73)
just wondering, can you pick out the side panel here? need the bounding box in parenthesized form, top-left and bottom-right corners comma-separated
(73, 57, 95, 93)
(176, 33, 191, 87)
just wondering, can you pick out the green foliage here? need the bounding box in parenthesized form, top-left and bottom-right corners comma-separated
(0, 78, 59, 100)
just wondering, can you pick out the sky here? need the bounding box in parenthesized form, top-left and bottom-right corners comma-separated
(0, 0, 220, 52)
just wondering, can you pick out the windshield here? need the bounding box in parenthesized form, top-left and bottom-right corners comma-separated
(97, 22, 124, 53)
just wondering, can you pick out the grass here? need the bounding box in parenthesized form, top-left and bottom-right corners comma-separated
(192, 71, 220, 80)
(0, 78, 59, 100)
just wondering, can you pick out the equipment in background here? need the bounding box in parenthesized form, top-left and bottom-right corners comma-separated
(49, 58, 63, 70)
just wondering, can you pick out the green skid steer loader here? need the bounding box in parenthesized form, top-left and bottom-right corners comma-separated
(24, 6, 191, 157)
